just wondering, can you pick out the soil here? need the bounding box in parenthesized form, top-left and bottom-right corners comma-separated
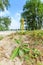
(0, 32, 43, 65)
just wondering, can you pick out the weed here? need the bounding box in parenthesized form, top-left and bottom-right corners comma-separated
(32, 48, 40, 58)
(10, 39, 30, 60)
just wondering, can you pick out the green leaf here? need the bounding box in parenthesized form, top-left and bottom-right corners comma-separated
(15, 39, 21, 44)
(33, 48, 40, 56)
(19, 49, 24, 57)
(23, 48, 30, 53)
(23, 43, 28, 46)
(10, 47, 19, 60)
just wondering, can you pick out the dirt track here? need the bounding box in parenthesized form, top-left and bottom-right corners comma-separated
(0, 31, 16, 36)
(0, 35, 23, 65)
(0, 32, 43, 65)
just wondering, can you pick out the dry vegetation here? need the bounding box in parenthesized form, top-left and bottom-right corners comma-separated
(0, 30, 43, 65)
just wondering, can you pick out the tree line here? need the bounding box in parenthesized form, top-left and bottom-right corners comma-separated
(0, 0, 11, 31)
(21, 0, 43, 30)
(0, 0, 43, 31)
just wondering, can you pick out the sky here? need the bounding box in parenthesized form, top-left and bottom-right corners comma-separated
(0, 0, 26, 29)
(9, 0, 26, 29)
(0, 0, 43, 29)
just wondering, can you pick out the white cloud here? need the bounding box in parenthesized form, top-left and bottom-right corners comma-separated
(14, 12, 21, 21)
(15, 12, 21, 18)
(9, 16, 20, 29)
(9, 12, 21, 29)
(0, 7, 10, 17)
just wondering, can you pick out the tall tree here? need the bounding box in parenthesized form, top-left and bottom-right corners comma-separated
(22, 0, 43, 30)
(0, 0, 11, 30)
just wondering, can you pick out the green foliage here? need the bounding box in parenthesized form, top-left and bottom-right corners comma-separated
(37, 33, 43, 39)
(22, 0, 43, 30)
(29, 30, 43, 40)
(32, 48, 40, 58)
(0, 0, 10, 11)
(22, 47, 30, 53)
(0, 17, 11, 31)
(10, 38, 41, 61)
(10, 30, 43, 65)
(10, 39, 30, 60)
(10, 47, 19, 60)
(18, 49, 24, 58)
(0, 0, 11, 31)
(14, 39, 21, 44)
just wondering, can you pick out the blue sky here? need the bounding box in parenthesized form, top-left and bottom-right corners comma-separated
(8, 0, 26, 29)
(9, 0, 26, 16)
(0, 0, 26, 29)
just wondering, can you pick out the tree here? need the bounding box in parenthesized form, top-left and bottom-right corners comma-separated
(0, 0, 11, 30)
(0, 17, 11, 30)
(0, 0, 10, 11)
(22, 0, 43, 30)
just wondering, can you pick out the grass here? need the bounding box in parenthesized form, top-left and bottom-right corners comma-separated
(17, 30, 43, 35)
(0, 36, 3, 40)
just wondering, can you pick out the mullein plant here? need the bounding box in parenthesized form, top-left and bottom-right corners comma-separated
(20, 18, 24, 32)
